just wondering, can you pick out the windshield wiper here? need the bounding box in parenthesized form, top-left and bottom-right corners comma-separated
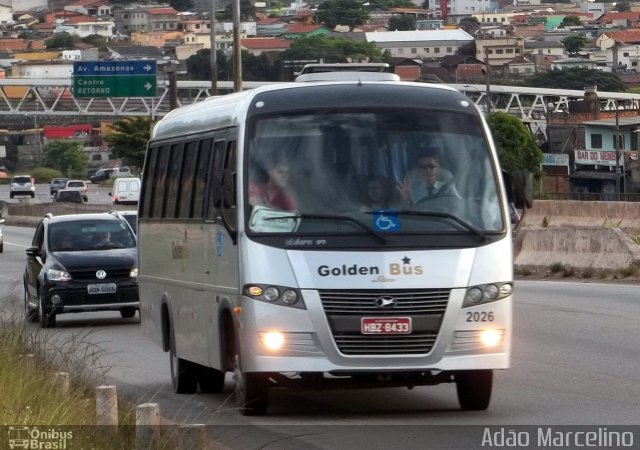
(266, 213, 390, 244)
(385, 210, 488, 242)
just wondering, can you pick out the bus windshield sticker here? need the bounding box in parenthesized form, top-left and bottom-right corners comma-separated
(372, 211, 399, 232)
(249, 206, 300, 232)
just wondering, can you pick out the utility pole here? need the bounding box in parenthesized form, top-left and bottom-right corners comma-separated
(484, 47, 491, 116)
(615, 100, 621, 200)
(232, 0, 242, 92)
(210, 0, 217, 96)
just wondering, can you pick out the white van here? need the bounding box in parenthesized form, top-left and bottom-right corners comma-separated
(109, 177, 140, 205)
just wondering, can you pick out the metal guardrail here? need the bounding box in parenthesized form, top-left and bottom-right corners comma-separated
(535, 192, 640, 202)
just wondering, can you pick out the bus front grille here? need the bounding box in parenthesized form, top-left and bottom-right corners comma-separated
(318, 288, 449, 315)
(318, 288, 450, 356)
(332, 332, 438, 355)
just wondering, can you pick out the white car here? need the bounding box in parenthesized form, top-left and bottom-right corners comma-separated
(63, 179, 89, 202)
(10, 175, 35, 199)
(0, 218, 5, 253)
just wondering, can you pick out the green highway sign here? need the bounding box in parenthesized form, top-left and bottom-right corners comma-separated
(73, 74, 156, 98)
(73, 60, 157, 98)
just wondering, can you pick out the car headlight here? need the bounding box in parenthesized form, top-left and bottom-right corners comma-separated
(463, 282, 512, 308)
(46, 268, 72, 281)
(129, 267, 139, 278)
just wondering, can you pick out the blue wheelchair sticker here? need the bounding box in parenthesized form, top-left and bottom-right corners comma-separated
(372, 211, 399, 232)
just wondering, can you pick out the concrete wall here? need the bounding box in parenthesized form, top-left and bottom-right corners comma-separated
(515, 200, 640, 272)
(1, 203, 133, 227)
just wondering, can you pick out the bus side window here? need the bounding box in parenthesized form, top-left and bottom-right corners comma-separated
(140, 146, 159, 219)
(165, 142, 185, 218)
(178, 141, 200, 218)
(193, 139, 212, 219)
(205, 139, 227, 221)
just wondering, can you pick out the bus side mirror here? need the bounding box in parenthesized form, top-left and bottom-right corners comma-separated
(512, 171, 534, 209)
(219, 170, 237, 243)
(506, 170, 534, 209)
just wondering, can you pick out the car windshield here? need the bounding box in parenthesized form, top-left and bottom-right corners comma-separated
(246, 109, 504, 236)
(14, 176, 31, 183)
(67, 182, 84, 187)
(48, 220, 136, 251)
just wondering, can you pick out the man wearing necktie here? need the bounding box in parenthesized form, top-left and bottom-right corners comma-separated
(397, 149, 460, 207)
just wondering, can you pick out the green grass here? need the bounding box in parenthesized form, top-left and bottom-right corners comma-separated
(0, 317, 140, 447)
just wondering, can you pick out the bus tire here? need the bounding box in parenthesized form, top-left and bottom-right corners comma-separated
(456, 369, 492, 410)
(233, 355, 268, 415)
(197, 365, 226, 393)
(170, 329, 198, 394)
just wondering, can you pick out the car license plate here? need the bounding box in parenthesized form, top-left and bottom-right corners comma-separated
(87, 283, 117, 294)
(361, 317, 412, 335)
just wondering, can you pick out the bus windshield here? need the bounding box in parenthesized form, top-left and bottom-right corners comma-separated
(246, 108, 504, 235)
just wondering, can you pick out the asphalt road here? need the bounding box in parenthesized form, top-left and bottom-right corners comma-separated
(1, 224, 639, 449)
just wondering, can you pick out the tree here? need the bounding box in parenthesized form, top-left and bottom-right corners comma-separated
(388, 15, 416, 31)
(169, 0, 193, 11)
(560, 15, 581, 28)
(280, 35, 382, 64)
(216, 0, 256, 21)
(242, 51, 281, 81)
(488, 112, 543, 179)
(104, 117, 151, 169)
(45, 32, 77, 49)
(561, 33, 588, 54)
(369, 0, 416, 8)
(315, 0, 369, 29)
(81, 34, 109, 50)
(527, 67, 626, 92)
(41, 141, 88, 177)
(616, 2, 631, 12)
(186, 49, 231, 81)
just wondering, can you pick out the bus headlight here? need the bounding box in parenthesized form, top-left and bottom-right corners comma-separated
(281, 290, 298, 305)
(463, 282, 512, 307)
(263, 286, 279, 302)
(262, 331, 285, 351)
(244, 284, 306, 310)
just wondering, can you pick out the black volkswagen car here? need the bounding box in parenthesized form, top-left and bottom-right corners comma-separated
(23, 213, 139, 328)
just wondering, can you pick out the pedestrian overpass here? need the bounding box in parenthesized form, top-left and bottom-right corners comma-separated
(1, 78, 640, 135)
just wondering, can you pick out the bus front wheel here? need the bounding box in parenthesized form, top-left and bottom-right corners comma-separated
(456, 369, 492, 410)
(233, 355, 268, 416)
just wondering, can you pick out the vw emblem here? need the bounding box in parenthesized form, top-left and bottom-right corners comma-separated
(96, 270, 107, 280)
(375, 296, 397, 308)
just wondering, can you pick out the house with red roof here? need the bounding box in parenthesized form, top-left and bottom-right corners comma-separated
(596, 29, 640, 51)
(281, 24, 331, 39)
(594, 12, 640, 27)
(65, 0, 112, 17)
(241, 37, 291, 56)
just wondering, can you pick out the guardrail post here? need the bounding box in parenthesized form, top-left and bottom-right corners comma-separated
(95, 385, 118, 426)
(54, 372, 70, 396)
(177, 424, 207, 450)
(136, 402, 160, 449)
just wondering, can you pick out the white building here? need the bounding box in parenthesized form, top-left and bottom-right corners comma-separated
(364, 29, 474, 59)
(448, 0, 498, 15)
(606, 44, 640, 72)
(0, 1, 13, 25)
(56, 16, 115, 39)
